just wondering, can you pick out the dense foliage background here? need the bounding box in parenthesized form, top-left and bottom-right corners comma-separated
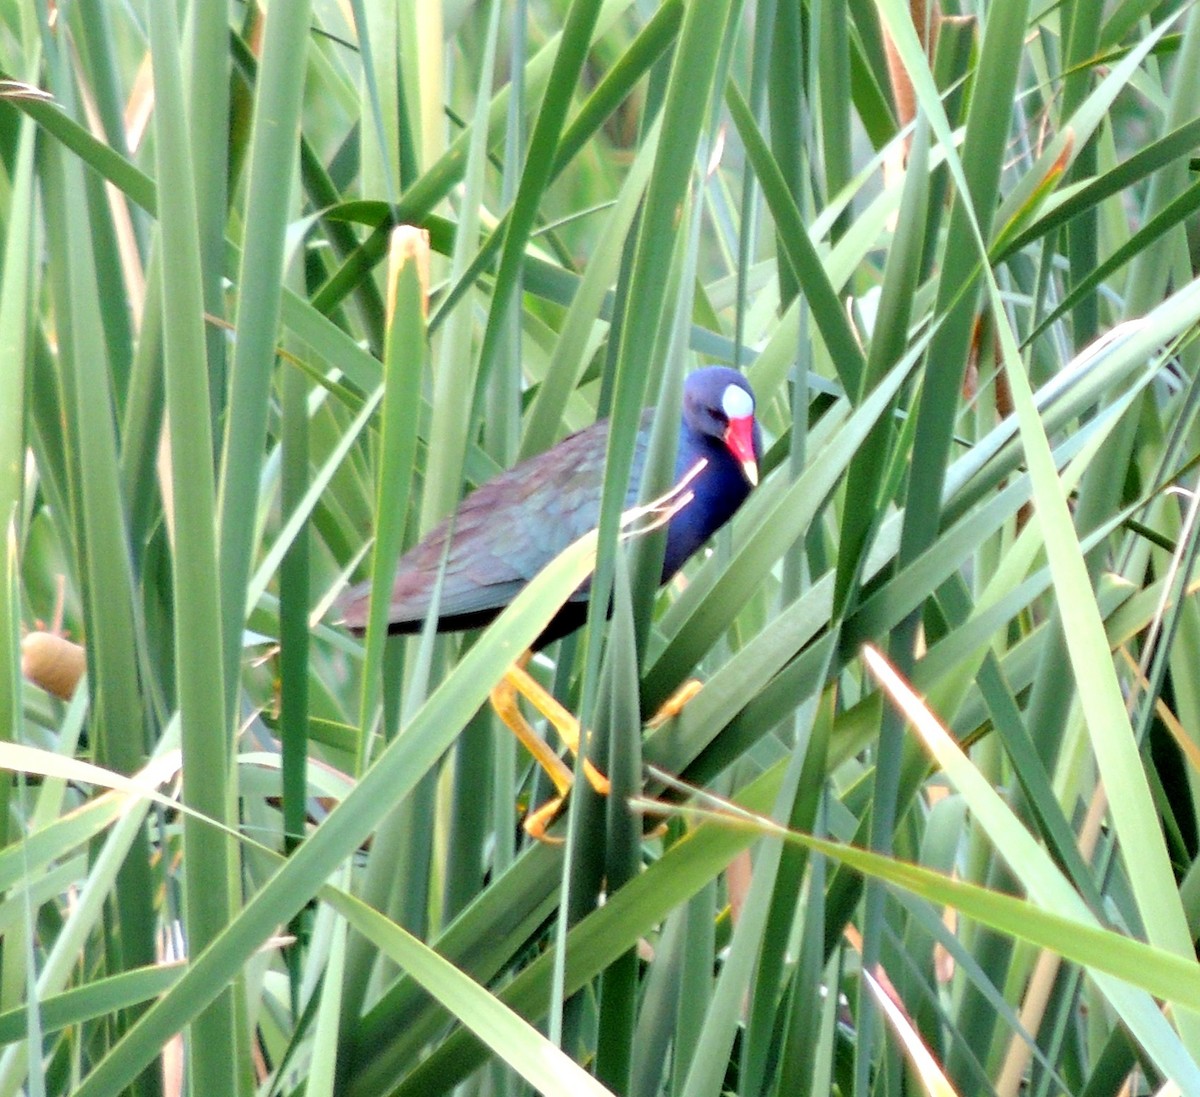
(3, 1, 1200, 1094)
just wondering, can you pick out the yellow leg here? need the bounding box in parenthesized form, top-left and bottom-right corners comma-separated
(491, 662, 707, 840)
(639, 679, 707, 839)
(646, 678, 704, 728)
(489, 669, 576, 796)
(502, 661, 610, 796)
(522, 795, 567, 843)
(488, 653, 611, 840)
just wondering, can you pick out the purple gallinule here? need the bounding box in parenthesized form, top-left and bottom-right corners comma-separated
(342, 366, 760, 835)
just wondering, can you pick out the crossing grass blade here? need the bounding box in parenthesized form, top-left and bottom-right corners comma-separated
(148, 2, 241, 1089)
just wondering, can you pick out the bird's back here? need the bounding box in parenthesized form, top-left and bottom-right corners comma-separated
(340, 412, 652, 634)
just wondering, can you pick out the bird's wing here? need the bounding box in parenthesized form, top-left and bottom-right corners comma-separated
(366, 416, 651, 629)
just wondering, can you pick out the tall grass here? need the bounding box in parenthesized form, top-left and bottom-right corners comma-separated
(3, 2, 1200, 1095)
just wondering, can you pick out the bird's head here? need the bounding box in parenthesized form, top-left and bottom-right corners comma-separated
(684, 367, 760, 486)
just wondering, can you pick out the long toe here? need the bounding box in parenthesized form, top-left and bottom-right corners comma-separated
(647, 678, 704, 729)
(523, 796, 567, 844)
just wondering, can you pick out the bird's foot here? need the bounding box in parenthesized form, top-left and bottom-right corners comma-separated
(489, 669, 577, 796)
(490, 653, 610, 843)
(498, 660, 610, 794)
(492, 660, 707, 842)
(646, 678, 703, 728)
(522, 796, 567, 843)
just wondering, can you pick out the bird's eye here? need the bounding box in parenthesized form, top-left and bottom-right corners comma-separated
(712, 408, 729, 425)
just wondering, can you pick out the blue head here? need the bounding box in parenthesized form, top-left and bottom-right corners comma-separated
(661, 368, 761, 579)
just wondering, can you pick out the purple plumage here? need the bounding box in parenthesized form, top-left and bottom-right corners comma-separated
(340, 367, 760, 645)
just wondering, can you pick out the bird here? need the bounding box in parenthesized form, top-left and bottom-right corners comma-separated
(341, 366, 761, 836)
